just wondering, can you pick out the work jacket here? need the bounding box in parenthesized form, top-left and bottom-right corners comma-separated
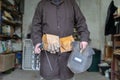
(31, 0, 90, 46)
(31, 0, 90, 79)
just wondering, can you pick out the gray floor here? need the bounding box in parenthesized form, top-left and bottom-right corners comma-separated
(1, 69, 108, 80)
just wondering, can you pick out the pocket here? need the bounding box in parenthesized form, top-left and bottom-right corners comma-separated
(60, 35, 74, 53)
(42, 34, 48, 51)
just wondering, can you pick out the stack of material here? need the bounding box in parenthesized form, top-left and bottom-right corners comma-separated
(114, 8, 120, 19)
(114, 8, 120, 34)
(114, 49, 120, 55)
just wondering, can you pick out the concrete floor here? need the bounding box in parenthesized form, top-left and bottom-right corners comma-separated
(1, 69, 108, 80)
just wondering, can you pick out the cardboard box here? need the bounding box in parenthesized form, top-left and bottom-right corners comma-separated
(104, 45, 113, 61)
(0, 53, 15, 72)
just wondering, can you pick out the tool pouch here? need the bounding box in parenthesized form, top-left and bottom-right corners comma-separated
(42, 34, 74, 53)
(60, 35, 74, 53)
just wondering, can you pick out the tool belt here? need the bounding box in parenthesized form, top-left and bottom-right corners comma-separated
(42, 34, 74, 53)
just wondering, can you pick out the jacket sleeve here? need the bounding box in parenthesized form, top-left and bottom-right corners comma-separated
(31, 1, 43, 46)
(73, 0, 90, 42)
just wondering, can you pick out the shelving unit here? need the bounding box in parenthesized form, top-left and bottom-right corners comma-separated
(111, 53, 120, 80)
(111, 34, 120, 80)
(0, 0, 23, 72)
(113, 34, 120, 50)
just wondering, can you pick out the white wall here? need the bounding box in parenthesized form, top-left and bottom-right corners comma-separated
(23, 0, 120, 58)
(79, 0, 101, 49)
(79, 0, 120, 58)
(22, 0, 40, 38)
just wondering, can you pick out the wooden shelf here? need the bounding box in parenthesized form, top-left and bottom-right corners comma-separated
(113, 34, 120, 50)
(0, 0, 23, 72)
(2, 5, 19, 17)
(0, 35, 8, 38)
(114, 71, 120, 75)
(2, 19, 22, 26)
(0, 51, 22, 54)
(111, 34, 120, 80)
(0, 35, 22, 40)
(114, 41, 120, 47)
(1, 1, 20, 17)
(111, 54, 120, 80)
(114, 34, 120, 37)
(114, 71, 120, 79)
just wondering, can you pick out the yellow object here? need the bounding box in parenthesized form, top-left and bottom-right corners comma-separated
(114, 49, 120, 55)
(42, 34, 75, 53)
(60, 35, 74, 53)
(4, 11, 13, 20)
(114, 8, 120, 18)
(118, 8, 120, 15)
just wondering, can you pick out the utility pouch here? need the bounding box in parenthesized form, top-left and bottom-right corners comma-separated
(60, 35, 74, 53)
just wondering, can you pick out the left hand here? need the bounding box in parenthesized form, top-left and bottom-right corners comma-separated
(80, 41, 88, 52)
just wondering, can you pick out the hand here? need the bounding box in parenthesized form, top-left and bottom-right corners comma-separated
(80, 41, 88, 52)
(34, 43, 41, 54)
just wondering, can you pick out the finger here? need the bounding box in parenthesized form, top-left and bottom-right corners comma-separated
(82, 45, 86, 50)
(35, 48, 41, 54)
(80, 43, 83, 50)
(38, 48, 41, 52)
(80, 43, 86, 53)
(47, 43, 51, 52)
(36, 43, 41, 48)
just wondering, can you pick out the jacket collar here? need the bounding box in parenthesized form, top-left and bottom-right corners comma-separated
(49, 0, 64, 6)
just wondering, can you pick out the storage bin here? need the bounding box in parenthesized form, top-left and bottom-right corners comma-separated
(87, 48, 101, 72)
(0, 53, 15, 72)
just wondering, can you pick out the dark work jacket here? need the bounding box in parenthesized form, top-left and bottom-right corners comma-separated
(31, 0, 90, 46)
(31, 0, 90, 79)
(105, 1, 117, 35)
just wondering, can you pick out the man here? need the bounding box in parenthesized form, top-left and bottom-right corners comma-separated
(31, 0, 90, 80)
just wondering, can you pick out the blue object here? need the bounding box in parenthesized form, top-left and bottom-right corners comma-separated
(16, 52, 22, 59)
(16, 52, 22, 64)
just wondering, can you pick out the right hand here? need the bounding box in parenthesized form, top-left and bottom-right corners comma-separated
(34, 43, 41, 54)
(80, 41, 88, 53)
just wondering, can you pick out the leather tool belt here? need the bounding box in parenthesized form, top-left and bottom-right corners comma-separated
(42, 34, 74, 53)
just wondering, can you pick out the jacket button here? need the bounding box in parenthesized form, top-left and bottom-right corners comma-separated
(57, 26, 60, 28)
